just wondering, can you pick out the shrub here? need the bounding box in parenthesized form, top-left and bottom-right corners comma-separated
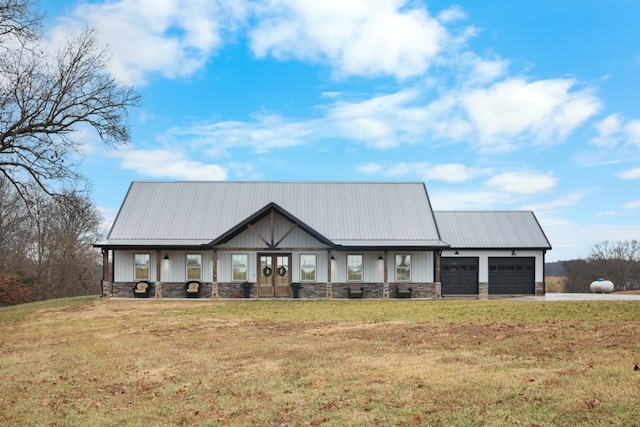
(0, 273, 36, 306)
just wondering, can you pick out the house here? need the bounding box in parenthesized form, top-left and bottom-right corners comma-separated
(95, 181, 551, 299)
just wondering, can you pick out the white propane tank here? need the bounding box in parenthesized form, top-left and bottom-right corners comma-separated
(590, 278, 614, 293)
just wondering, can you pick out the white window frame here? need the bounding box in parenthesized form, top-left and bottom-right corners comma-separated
(395, 254, 411, 282)
(300, 254, 317, 282)
(134, 253, 150, 281)
(231, 253, 248, 282)
(347, 254, 363, 282)
(186, 253, 203, 281)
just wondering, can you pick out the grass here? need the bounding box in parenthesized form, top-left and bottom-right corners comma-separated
(1, 297, 639, 426)
(545, 276, 566, 293)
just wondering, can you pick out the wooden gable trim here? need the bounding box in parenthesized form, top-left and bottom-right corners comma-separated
(210, 202, 334, 248)
(246, 223, 270, 247)
(274, 223, 298, 247)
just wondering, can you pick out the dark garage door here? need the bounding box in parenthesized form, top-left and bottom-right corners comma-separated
(488, 257, 535, 294)
(441, 257, 479, 295)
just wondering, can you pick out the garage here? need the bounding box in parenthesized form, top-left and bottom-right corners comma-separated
(441, 257, 479, 295)
(488, 257, 535, 294)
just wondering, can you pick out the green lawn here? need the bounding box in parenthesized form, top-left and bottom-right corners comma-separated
(1, 297, 639, 426)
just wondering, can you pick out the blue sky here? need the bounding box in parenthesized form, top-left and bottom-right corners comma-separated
(39, 0, 640, 261)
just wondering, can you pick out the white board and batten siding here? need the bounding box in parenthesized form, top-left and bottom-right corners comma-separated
(113, 250, 214, 282)
(441, 249, 545, 283)
(329, 251, 434, 283)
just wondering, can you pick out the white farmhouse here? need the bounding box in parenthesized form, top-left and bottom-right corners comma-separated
(96, 182, 551, 299)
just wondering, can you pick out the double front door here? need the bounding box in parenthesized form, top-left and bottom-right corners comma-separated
(258, 253, 292, 297)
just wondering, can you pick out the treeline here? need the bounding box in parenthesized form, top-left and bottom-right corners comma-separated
(548, 240, 640, 292)
(0, 179, 103, 305)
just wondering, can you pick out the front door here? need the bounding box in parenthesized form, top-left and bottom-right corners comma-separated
(258, 253, 292, 297)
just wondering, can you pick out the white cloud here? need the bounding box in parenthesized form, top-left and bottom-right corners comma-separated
(386, 162, 491, 183)
(594, 211, 617, 217)
(624, 120, 640, 146)
(249, 0, 449, 79)
(430, 190, 510, 210)
(591, 114, 622, 147)
(462, 78, 601, 150)
(485, 171, 557, 195)
(357, 163, 384, 174)
(437, 5, 467, 23)
(326, 89, 420, 148)
(622, 200, 640, 210)
(167, 113, 314, 156)
(163, 75, 602, 155)
(590, 115, 640, 149)
(522, 190, 588, 211)
(49, 0, 247, 85)
(464, 54, 509, 84)
(113, 148, 228, 180)
(617, 167, 640, 180)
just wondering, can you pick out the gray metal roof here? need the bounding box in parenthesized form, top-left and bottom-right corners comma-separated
(100, 181, 447, 248)
(434, 211, 552, 249)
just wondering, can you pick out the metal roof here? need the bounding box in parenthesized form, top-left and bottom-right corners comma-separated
(434, 211, 552, 249)
(100, 181, 448, 248)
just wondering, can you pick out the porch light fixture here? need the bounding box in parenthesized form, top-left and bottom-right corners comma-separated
(331, 254, 335, 260)
(511, 250, 516, 256)
(163, 254, 170, 260)
(378, 254, 384, 260)
(454, 250, 459, 256)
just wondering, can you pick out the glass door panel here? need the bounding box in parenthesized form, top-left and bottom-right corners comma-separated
(258, 253, 291, 297)
(258, 255, 274, 297)
(275, 255, 290, 297)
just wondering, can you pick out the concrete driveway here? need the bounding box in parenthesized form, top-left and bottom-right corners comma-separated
(489, 292, 640, 301)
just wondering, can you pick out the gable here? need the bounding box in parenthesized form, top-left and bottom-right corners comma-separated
(217, 208, 328, 249)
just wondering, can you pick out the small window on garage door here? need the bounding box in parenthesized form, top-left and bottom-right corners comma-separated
(488, 257, 535, 294)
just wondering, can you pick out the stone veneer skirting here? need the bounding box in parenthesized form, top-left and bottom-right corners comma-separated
(108, 281, 213, 299)
(107, 281, 441, 299)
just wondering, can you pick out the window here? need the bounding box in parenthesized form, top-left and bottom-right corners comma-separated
(134, 253, 150, 280)
(300, 254, 316, 282)
(232, 254, 248, 281)
(186, 254, 202, 281)
(347, 254, 363, 281)
(395, 254, 411, 281)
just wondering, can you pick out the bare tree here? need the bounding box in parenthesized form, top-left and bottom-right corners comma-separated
(588, 240, 640, 290)
(0, 176, 32, 274)
(562, 259, 596, 293)
(27, 188, 103, 298)
(0, 0, 139, 203)
(0, 0, 40, 45)
(46, 191, 103, 297)
(1, 178, 104, 300)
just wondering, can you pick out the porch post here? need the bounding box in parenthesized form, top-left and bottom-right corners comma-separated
(212, 249, 218, 299)
(434, 250, 442, 298)
(326, 250, 333, 299)
(383, 250, 389, 298)
(101, 249, 111, 298)
(155, 249, 162, 298)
